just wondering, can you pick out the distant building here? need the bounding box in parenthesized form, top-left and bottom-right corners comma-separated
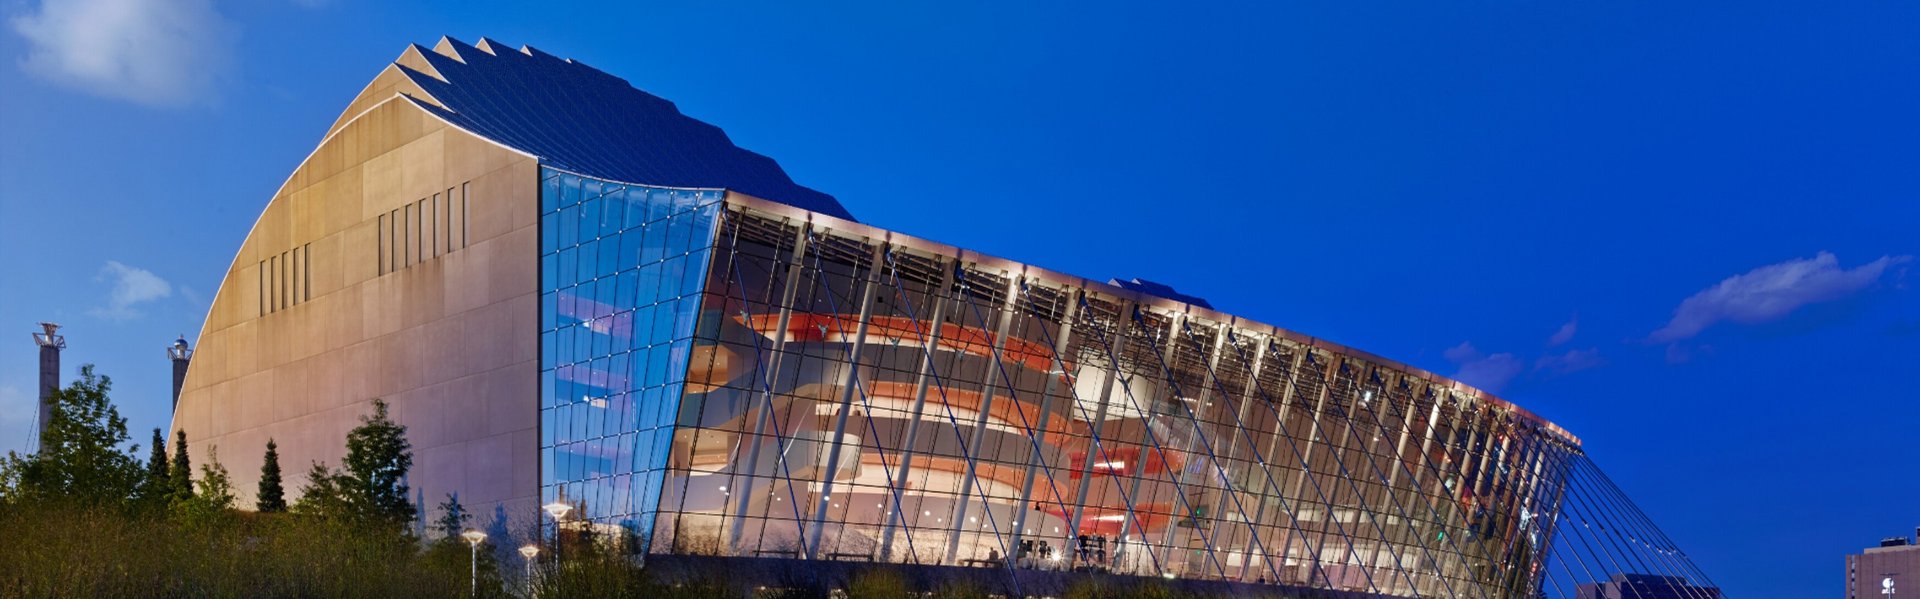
(1575, 573, 1721, 599)
(1848, 530, 1920, 599)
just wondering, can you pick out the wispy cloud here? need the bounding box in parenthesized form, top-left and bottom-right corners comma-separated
(1536, 348, 1605, 375)
(1547, 317, 1577, 347)
(89, 260, 172, 321)
(1649, 252, 1910, 343)
(1443, 342, 1523, 393)
(10, 0, 236, 106)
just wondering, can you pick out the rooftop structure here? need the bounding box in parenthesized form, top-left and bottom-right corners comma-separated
(1849, 530, 1920, 599)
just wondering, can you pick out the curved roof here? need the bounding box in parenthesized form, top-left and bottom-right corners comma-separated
(388, 37, 853, 221)
(342, 37, 1575, 446)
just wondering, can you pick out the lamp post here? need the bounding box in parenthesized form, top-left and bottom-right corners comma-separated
(460, 530, 488, 597)
(542, 502, 573, 562)
(518, 545, 540, 597)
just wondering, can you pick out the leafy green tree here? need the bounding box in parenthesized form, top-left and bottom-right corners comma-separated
(175, 446, 236, 522)
(0, 365, 145, 507)
(169, 429, 194, 504)
(195, 447, 236, 510)
(256, 438, 287, 512)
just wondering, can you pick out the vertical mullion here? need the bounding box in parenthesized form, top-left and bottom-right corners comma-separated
(1003, 285, 1079, 571)
(726, 223, 811, 553)
(937, 270, 1020, 565)
(804, 241, 890, 560)
(875, 255, 958, 561)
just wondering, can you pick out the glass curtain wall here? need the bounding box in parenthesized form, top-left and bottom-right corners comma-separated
(628, 203, 1575, 598)
(538, 167, 722, 551)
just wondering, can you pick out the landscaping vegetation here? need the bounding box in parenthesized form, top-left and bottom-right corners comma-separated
(0, 366, 1287, 598)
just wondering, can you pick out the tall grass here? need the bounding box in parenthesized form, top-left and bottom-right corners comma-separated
(0, 502, 1291, 598)
(0, 503, 493, 598)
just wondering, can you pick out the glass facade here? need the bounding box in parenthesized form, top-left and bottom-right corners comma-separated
(538, 167, 722, 550)
(539, 182, 1582, 597)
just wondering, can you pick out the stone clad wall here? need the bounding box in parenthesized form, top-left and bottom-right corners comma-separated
(173, 94, 541, 519)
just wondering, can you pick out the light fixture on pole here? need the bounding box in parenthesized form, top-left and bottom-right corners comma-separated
(542, 502, 573, 562)
(460, 530, 488, 597)
(518, 544, 540, 596)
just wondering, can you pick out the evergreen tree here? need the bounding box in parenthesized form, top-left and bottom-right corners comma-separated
(291, 462, 351, 517)
(146, 428, 169, 482)
(256, 439, 287, 512)
(169, 429, 194, 503)
(434, 493, 469, 540)
(421, 492, 506, 595)
(0, 365, 145, 506)
(141, 427, 170, 505)
(340, 398, 415, 530)
(291, 399, 415, 532)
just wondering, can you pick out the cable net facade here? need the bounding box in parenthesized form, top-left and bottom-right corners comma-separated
(538, 169, 1721, 597)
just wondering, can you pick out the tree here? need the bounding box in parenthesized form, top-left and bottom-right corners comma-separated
(169, 429, 194, 504)
(422, 492, 506, 596)
(256, 439, 287, 512)
(434, 493, 470, 540)
(197, 449, 234, 507)
(0, 365, 145, 507)
(291, 399, 415, 532)
(340, 398, 415, 529)
(176, 446, 236, 521)
(292, 462, 351, 518)
(141, 427, 171, 506)
(424, 491, 506, 595)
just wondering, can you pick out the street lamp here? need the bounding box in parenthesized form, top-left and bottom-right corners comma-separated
(518, 544, 540, 597)
(460, 530, 488, 597)
(542, 502, 573, 561)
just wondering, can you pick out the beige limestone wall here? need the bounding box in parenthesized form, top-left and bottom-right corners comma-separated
(173, 95, 540, 523)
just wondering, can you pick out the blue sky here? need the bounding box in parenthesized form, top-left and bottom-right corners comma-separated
(1, 1, 1916, 595)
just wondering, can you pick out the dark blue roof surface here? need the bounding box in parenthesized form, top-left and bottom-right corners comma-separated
(398, 38, 854, 221)
(1109, 278, 1213, 309)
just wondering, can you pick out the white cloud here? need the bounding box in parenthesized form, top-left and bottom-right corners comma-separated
(1443, 342, 1523, 394)
(11, 0, 236, 106)
(1536, 348, 1604, 375)
(89, 260, 172, 321)
(1649, 252, 1911, 343)
(1547, 317, 1577, 347)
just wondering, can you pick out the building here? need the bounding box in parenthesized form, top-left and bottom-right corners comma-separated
(174, 37, 1703, 597)
(1848, 531, 1920, 599)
